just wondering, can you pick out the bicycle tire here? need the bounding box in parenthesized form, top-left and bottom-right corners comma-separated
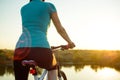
(58, 70, 67, 80)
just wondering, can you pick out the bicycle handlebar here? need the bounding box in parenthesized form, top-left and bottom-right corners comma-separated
(51, 45, 69, 50)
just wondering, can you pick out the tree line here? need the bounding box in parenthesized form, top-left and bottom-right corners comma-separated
(1, 49, 120, 68)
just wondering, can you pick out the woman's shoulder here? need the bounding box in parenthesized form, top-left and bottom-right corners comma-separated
(20, 2, 31, 11)
(44, 2, 56, 7)
(45, 2, 56, 11)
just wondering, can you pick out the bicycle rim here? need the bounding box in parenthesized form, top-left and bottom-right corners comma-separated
(58, 70, 67, 80)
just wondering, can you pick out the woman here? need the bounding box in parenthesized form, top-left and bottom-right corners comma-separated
(14, 0, 75, 80)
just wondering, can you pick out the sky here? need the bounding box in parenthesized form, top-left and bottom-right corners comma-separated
(0, 0, 120, 50)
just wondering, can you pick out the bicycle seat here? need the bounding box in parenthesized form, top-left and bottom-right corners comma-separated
(22, 60, 37, 66)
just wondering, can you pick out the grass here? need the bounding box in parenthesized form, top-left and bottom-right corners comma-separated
(1, 49, 120, 67)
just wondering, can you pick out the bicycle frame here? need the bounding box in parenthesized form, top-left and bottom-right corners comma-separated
(34, 69, 47, 80)
(33, 67, 65, 80)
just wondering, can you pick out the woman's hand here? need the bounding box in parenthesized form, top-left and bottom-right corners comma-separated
(68, 42, 75, 49)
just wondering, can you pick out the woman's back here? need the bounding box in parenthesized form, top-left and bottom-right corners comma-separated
(16, 0, 56, 48)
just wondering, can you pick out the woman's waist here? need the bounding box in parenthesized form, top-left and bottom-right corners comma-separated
(16, 35, 50, 48)
(22, 25, 47, 33)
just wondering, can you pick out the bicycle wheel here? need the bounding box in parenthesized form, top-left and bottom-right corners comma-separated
(58, 70, 67, 80)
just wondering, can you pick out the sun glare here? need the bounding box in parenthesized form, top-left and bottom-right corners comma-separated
(1, 0, 120, 50)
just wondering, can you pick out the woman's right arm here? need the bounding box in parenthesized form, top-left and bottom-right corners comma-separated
(51, 12, 75, 48)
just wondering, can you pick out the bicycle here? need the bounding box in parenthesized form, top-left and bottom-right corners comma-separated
(22, 45, 69, 80)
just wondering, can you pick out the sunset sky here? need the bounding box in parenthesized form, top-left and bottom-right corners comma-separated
(0, 0, 120, 50)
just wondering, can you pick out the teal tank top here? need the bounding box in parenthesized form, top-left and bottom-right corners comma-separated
(16, 0, 56, 48)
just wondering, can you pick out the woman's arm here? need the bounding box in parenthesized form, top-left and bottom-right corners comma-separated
(51, 12, 75, 48)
